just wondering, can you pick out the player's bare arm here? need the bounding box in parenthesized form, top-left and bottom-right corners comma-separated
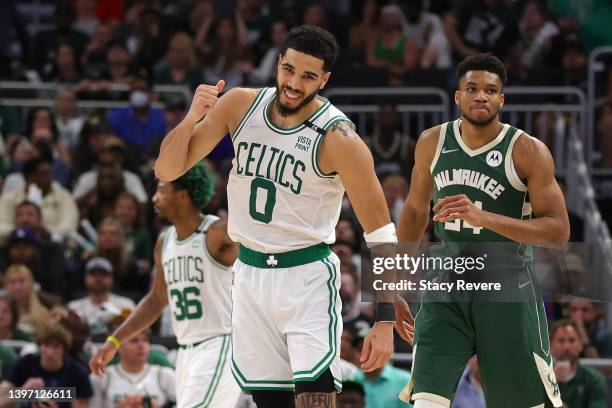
(397, 126, 440, 243)
(89, 234, 169, 377)
(155, 85, 258, 181)
(206, 218, 239, 267)
(319, 120, 413, 370)
(319, 120, 392, 234)
(433, 134, 570, 245)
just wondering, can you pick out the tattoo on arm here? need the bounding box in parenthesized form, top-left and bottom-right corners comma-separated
(329, 120, 357, 138)
(295, 393, 335, 408)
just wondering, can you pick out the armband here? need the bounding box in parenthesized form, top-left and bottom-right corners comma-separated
(375, 302, 396, 322)
(364, 223, 398, 248)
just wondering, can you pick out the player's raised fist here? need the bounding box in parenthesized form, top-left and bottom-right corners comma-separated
(188, 80, 225, 120)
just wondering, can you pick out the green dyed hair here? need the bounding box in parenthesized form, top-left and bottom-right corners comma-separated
(171, 161, 216, 210)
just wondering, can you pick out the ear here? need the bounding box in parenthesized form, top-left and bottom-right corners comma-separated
(179, 190, 190, 204)
(320, 72, 331, 90)
(454, 90, 460, 106)
(499, 93, 505, 109)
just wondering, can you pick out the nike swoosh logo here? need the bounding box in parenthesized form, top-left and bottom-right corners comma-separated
(304, 277, 319, 286)
(442, 148, 458, 154)
(519, 280, 531, 288)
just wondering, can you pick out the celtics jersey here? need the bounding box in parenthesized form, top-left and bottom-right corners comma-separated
(97, 364, 175, 407)
(161, 215, 232, 345)
(430, 119, 533, 267)
(227, 87, 348, 252)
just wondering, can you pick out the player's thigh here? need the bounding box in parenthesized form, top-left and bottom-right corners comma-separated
(205, 339, 242, 408)
(231, 260, 294, 390)
(473, 276, 561, 408)
(400, 300, 475, 406)
(176, 335, 235, 408)
(284, 255, 342, 390)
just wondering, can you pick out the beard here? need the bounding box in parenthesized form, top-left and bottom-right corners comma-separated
(461, 107, 499, 127)
(274, 81, 319, 117)
(89, 285, 110, 295)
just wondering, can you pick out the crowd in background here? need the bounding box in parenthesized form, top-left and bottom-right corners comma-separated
(0, 0, 610, 407)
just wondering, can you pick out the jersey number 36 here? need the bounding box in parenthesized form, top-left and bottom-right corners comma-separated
(170, 287, 203, 320)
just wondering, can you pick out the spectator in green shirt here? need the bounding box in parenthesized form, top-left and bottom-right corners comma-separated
(551, 319, 608, 408)
(113, 192, 153, 275)
(0, 344, 16, 379)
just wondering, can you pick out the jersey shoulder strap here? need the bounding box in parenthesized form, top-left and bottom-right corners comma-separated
(200, 214, 221, 234)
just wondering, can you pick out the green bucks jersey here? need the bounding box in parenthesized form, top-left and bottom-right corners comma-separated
(430, 119, 533, 267)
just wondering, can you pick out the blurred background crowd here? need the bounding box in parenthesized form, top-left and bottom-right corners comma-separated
(0, 0, 610, 407)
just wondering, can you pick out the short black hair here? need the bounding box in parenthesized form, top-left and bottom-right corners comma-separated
(26, 107, 59, 142)
(279, 25, 339, 72)
(456, 53, 507, 86)
(32, 140, 54, 162)
(341, 381, 365, 396)
(16, 200, 42, 216)
(22, 157, 52, 179)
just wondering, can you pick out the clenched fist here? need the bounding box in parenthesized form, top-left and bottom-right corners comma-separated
(187, 80, 225, 121)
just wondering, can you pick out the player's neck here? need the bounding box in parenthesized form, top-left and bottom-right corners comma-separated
(459, 119, 504, 151)
(174, 211, 205, 241)
(120, 360, 146, 374)
(269, 98, 322, 129)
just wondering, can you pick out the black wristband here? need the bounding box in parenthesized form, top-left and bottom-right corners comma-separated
(375, 302, 396, 322)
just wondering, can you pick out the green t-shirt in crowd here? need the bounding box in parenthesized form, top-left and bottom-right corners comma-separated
(0, 344, 18, 379)
(559, 364, 607, 408)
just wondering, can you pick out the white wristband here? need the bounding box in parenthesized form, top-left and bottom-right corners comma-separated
(363, 223, 397, 248)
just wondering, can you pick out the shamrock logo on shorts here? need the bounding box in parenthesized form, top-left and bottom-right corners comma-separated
(267, 255, 278, 267)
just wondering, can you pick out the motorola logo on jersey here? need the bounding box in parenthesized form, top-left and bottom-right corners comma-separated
(486, 150, 503, 167)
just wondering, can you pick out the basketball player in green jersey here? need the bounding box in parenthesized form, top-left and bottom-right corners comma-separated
(397, 53, 570, 408)
(155, 25, 413, 407)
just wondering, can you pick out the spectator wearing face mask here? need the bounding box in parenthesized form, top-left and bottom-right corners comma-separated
(107, 75, 166, 161)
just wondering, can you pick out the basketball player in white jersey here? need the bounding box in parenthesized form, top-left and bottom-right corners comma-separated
(155, 25, 414, 407)
(89, 162, 242, 408)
